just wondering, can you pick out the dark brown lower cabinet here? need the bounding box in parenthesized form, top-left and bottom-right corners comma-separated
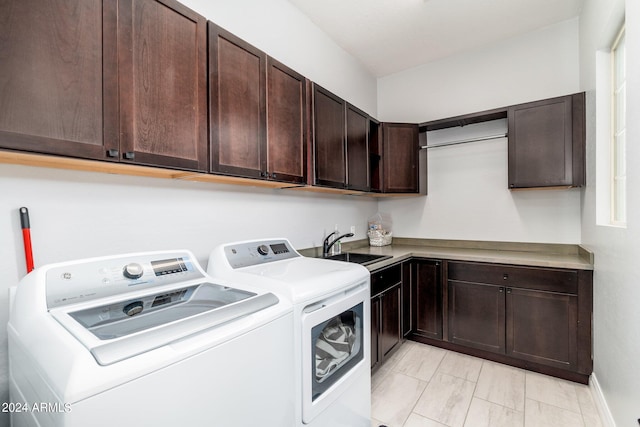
(444, 261, 590, 380)
(448, 280, 506, 354)
(370, 264, 403, 370)
(379, 284, 401, 358)
(402, 262, 412, 337)
(506, 287, 578, 369)
(412, 259, 443, 340)
(407, 259, 592, 383)
(370, 297, 380, 369)
(448, 279, 579, 369)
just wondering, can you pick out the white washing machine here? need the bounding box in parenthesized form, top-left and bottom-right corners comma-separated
(207, 238, 371, 427)
(8, 250, 294, 427)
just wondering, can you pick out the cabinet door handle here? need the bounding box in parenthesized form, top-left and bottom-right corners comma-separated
(507, 288, 512, 294)
(503, 274, 509, 280)
(271, 173, 277, 179)
(123, 152, 135, 160)
(499, 287, 504, 293)
(106, 149, 119, 158)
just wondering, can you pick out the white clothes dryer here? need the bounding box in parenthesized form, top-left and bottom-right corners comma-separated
(8, 250, 294, 427)
(207, 238, 371, 427)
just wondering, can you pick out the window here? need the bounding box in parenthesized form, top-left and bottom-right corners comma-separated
(611, 26, 626, 225)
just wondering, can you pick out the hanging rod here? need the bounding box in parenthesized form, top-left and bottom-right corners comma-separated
(420, 133, 508, 149)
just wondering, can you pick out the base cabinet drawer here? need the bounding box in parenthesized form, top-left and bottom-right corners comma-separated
(448, 261, 578, 293)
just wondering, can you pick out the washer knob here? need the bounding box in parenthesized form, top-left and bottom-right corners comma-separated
(257, 245, 269, 256)
(123, 301, 144, 316)
(123, 263, 144, 279)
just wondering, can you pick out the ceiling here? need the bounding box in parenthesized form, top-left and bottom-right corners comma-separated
(286, 0, 584, 77)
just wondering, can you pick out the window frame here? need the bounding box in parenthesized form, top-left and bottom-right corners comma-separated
(610, 25, 626, 226)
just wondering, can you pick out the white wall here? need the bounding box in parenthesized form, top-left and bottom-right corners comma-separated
(377, 19, 582, 244)
(0, 1, 379, 423)
(377, 18, 580, 123)
(579, 0, 640, 425)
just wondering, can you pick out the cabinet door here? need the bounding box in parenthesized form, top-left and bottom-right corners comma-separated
(508, 93, 585, 188)
(369, 119, 383, 192)
(382, 123, 419, 193)
(506, 287, 578, 369)
(402, 262, 412, 337)
(209, 22, 266, 177)
(119, 0, 207, 171)
(346, 104, 370, 191)
(0, 0, 118, 160)
(313, 84, 346, 188)
(413, 260, 443, 340)
(448, 280, 505, 354)
(266, 57, 307, 184)
(380, 284, 402, 359)
(370, 297, 380, 369)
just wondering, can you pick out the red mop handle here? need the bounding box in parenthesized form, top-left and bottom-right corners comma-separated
(19, 207, 34, 273)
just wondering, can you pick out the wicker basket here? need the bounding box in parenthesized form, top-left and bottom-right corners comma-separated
(367, 230, 392, 247)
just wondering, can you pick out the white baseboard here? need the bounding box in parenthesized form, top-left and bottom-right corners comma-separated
(590, 373, 617, 427)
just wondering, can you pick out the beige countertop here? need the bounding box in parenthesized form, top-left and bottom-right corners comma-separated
(301, 238, 594, 271)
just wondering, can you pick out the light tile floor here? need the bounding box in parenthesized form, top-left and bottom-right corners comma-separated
(371, 341, 604, 427)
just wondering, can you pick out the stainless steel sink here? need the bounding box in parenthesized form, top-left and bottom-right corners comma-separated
(324, 252, 392, 266)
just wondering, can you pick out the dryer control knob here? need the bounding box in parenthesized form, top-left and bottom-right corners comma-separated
(123, 301, 144, 316)
(257, 245, 269, 256)
(123, 263, 144, 279)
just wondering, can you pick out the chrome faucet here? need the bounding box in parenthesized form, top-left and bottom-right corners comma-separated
(322, 231, 354, 257)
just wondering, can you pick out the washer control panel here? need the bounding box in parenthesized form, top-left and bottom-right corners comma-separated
(223, 239, 299, 269)
(45, 251, 203, 309)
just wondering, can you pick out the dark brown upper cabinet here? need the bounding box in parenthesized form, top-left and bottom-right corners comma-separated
(0, 0, 208, 171)
(209, 24, 307, 184)
(312, 84, 371, 190)
(312, 84, 347, 188)
(420, 92, 585, 190)
(0, 0, 118, 160)
(508, 93, 585, 189)
(381, 123, 419, 193)
(369, 119, 383, 192)
(119, 0, 208, 171)
(346, 104, 370, 191)
(266, 57, 307, 184)
(209, 22, 266, 179)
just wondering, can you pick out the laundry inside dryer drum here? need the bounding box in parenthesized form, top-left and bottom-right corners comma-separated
(312, 303, 364, 400)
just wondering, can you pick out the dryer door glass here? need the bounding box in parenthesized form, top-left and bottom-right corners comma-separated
(311, 302, 364, 401)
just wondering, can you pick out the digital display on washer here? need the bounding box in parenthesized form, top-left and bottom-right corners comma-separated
(270, 243, 289, 255)
(151, 258, 188, 276)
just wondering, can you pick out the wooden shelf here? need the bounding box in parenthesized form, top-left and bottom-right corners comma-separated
(173, 172, 295, 189)
(419, 107, 508, 132)
(1, 150, 426, 197)
(0, 150, 182, 179)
